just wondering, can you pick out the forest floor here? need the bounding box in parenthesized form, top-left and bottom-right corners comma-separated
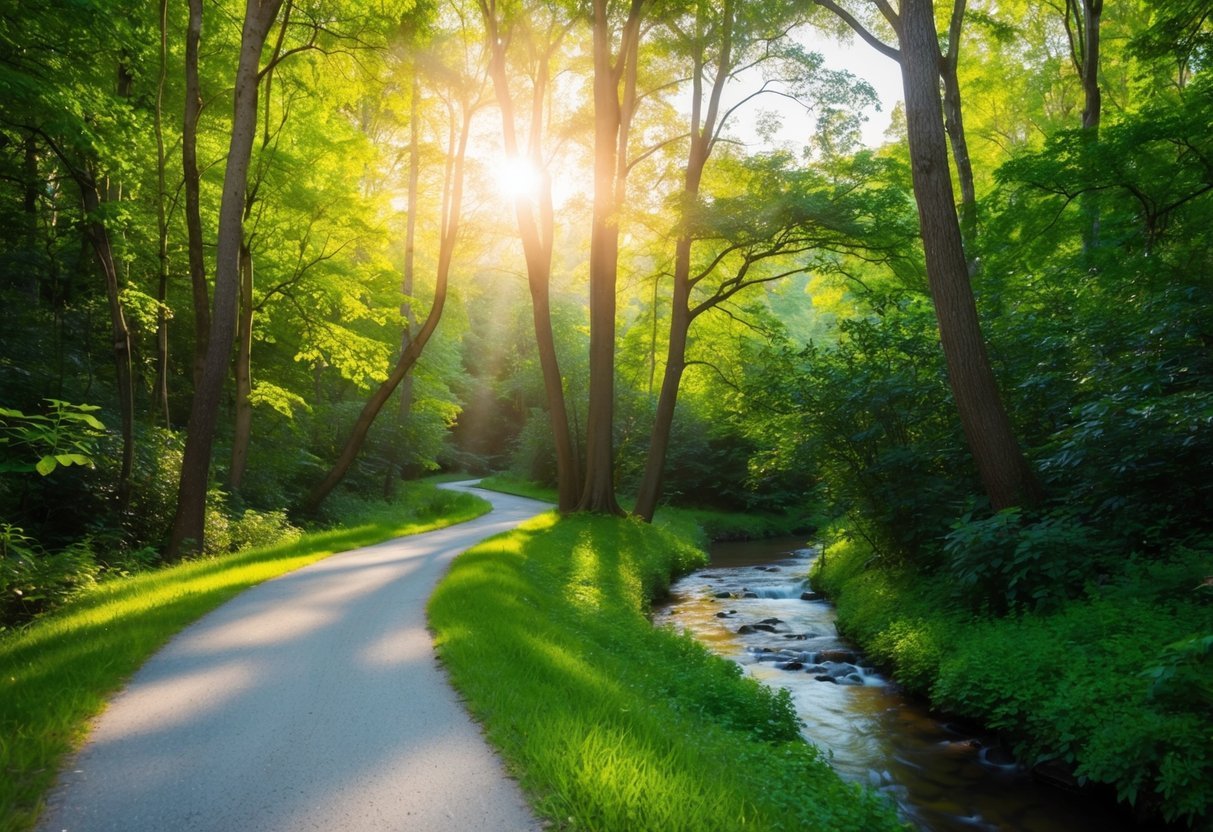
(31, 484, 548, 832)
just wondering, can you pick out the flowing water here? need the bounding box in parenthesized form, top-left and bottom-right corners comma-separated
(653, 537, 1145, 832)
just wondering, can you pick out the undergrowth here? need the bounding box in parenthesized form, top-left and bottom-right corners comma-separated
(811, 532, 1213, 828)
(0, 482, 489, 832)
(428, 512, 902, 831)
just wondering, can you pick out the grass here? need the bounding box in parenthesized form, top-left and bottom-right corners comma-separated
(0, 482, 489, 832)
(428, 512, 903, 831)
(475, 473, 558, 504)
(476, 475, 815, 544)
(811, 533, 1213, 827)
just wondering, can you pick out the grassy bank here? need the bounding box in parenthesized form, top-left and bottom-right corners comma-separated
(0, 482, 489, 832)
(475, 476, 815, 544)
(476, 473, 558, 503)
(428, 512, 902, 831)
(811, 534, 1213, 827)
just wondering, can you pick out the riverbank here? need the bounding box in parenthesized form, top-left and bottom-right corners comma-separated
(428, 512, 903, 831)
(810, 533, 1213, 829)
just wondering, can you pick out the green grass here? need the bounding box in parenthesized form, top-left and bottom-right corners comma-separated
(475, 473, 558, 504)
(812, 533, 1213, 827)
(0, 482, 489, 832)
(654, 506, 814, 543)
(428, 512, 903, 831)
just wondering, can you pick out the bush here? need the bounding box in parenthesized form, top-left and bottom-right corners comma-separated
(943, 506, 1104, 613)
(0, 525, 99, 628)
(229, 509, 302, 552)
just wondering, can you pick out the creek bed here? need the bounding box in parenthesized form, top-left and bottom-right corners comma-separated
(653, 537, 1142, 831)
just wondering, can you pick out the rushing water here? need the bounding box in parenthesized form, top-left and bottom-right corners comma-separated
(653, 538, 1144, 832)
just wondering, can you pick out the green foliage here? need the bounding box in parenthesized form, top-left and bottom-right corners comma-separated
(943, 507, 1102, 613)
(429, 513, 902, 831)
(0, 526, 99, 628)
(743, 298, 972, 561)
(814, 533, 1213, 827)
(0, 400, 105, 477)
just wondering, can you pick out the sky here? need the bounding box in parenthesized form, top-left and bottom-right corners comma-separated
(725, 26, 905, 151)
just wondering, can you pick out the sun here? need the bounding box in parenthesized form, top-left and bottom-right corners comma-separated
(494, 156, 543, 201)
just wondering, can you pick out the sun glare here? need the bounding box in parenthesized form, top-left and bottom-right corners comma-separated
(494, 157, 543, 201)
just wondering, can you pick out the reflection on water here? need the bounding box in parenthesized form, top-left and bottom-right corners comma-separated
(653, 538, 1142, 832)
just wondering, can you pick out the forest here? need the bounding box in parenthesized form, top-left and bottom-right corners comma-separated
(1, 0, 1211, 828)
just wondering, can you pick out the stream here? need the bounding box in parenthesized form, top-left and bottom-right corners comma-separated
(653, 537, 1144, 832)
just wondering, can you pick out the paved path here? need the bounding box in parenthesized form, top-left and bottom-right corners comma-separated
(38, 483, 549, 832)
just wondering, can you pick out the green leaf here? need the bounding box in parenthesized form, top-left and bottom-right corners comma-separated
(0, 407, 26, 418)
(35, 456, 58, 476)
(54, 453, 92, 467)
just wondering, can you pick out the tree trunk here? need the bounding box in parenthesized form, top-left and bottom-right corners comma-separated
(153, 0, 171, 426)
(940, 0, 977, 260)
(1080, 0, 1103, 132)
(633, 262, 690, 521)
(383, 78, 421, 500)
(169, 0, 285, 558)
(228, 241, 254, 491)
(578, 0, 642, 515)
(183, 0, 210, 388)
(22, 134, 40, 302)
(481, 4, 581, 511)
(900, 0, 1041, 511)
(81, 181, 134, 512)
(633, 0, 730, 521)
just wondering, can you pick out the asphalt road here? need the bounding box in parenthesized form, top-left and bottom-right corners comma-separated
(37, 483, 548, 832)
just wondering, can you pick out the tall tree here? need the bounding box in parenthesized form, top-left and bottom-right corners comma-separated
(302, 33, 486, 514)
(813, 0, 1041, 510)
(579, 0, 647, 515)
(480, 0, 582, 511)
(152, 0, 171, 426)
(182, 0, 211, 388)
(168, 0, 286, 557)
(899, 0, 1041, 509)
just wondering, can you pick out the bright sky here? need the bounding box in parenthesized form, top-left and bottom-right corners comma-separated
(725, 26, 905, 151)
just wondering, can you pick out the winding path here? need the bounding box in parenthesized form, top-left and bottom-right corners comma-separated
(37, 483, 548, 832)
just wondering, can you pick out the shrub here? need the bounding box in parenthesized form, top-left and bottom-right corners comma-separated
(228, 509, 302, 552)
(943, 507, 1103, 613)
(0, 525, 99, 628)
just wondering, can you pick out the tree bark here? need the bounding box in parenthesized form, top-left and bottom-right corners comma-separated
(169, 0, 285, 558)
(153, 0, 171, 426)
(634, 0, 730, 521)
(481, 1, 581, 511)
(79, 180, 135, 511)
(940, 0, 977, 256)
(228, 241, 254, 491)
(183, 0, 210, 388)
(899, 0, 1041, 511)
(579, 0, 644, 515)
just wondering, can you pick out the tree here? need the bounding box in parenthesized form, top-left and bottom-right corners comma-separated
(302, 24, 487, 514)
(899, 0, 1041, 509)
(812, 0, 1041, 510)
(479, 0, 582, 511)
(579, 0, 648, 515)
(168, 0, 286, 557)
(632, 1, 877, 520)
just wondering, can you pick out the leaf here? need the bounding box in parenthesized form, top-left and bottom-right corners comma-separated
(0, 407, 26, 418)
(54, 453, 92, 467)
(35, 456, 58, 476)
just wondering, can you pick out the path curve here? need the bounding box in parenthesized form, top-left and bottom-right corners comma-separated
(37, 482, 549, 832)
